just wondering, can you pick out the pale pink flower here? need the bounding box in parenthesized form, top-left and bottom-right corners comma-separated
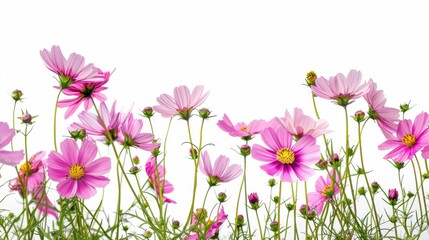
(58, 70, 110, 119)
(217, 114, 267, 140)
(145, 156, 176, 204)
(153, 85, 209, 119)
(311, 69, 370, 106)
(363, 79, 399, 139)
(0, 122, 24, 166)
(379, 112, 429, 162)
(199, 151, 242, 186)
(118, 113, 160, 151)
(40, 45, 105, 87)
(71, 101, 122, 144)
(307, 170, 340, 215)
(251, 127, 320, 182)
(272, 108, 331, 139)
(47, 139, 111, 199)
(9, 151, 58, 219)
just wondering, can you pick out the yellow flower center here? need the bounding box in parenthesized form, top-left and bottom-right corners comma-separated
(322, 185, 334, 198)
(276, 148, 295, 164)
(19, 162, 32, 174)
(240, 126, 248, 131)
(69, 164, 85, 180)
(402, 134, 417, 148)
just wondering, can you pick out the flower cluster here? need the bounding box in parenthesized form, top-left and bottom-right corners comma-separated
(1, 46, 429, 239)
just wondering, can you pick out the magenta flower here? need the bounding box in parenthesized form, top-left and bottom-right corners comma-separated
(217, 114, 267, 140)
(47, 139, 111, 199)
(153, 85, 209, 119)
(0, 122, 24, 166)
(118, 113, 160, 151)
(71, 101, 122, 144)
(363, 79, 399, 139)
(10, 151, 58, 219)
(58, 70, 110, 119)
(272, 108, 331, 139)
(388, 188, 399, 205)
(40, 45, 105, 88)
(251, 127, 320, 182)
(145, 156, 176, 204)
(311, 69, 370, 106)
(199, 151, 243, 186)
(378, 112, 429, 162)
(307, 170, 340, 215)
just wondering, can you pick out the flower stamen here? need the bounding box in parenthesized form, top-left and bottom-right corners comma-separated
(402, 134, 416, 148)
(69, 164, 85, 180)
(276, 148, 295, 164)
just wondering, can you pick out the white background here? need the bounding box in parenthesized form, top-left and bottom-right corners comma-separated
(0, 1, 428, 238)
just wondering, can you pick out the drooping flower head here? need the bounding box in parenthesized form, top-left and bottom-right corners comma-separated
(71, 101, 122, 144)
(40, 45, 105, 88)
(217, 114, 267, 140)
(363, 79, 400, 139)
(118, 113, 160, 151)
(307, 170, 340, 215)
(153, 85, 209, 120)
(0, 122, 24, 166)
(272, 108, 331, 140)
(378, 112, 429, 163)
(47, 139, 111, 199)
(58, 70, 110, 119)
(10, 151, 58, 219)
(145, 156, 176, 204)
(311, 69, 370, 107)
(199, 151, 243, 186)
(251, 127, 320, 182)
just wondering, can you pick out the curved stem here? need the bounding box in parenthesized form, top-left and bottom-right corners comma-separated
(53, 89, 62, 151)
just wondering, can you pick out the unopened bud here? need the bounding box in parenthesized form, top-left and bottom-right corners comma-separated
(11, 89, 23, 101)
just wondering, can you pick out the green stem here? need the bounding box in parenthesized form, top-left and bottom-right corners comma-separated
(277, 180, 282, 240)
(414, 156, 428, 223)
(411, 160, 424, 223)
(53, 89, 62, 151)
(11, 100, 17, 151)
(254, 209, 263, 240)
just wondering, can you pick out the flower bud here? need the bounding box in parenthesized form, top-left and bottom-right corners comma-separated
(388, 188, 398, 205)
(273, 196, 279, 204)
(132, 156, 140, 165)
(11, 89, 23, 101)
(389, 215, 398, 223)
(268, 178, 277, 187)
(248, 192, 260, 210)
(400, 102, 411, 113)
(122, 225, 129, 232)
(151, 144, 160, 157)
(358, 187, 366, 196)
(129, 166, 140, 175)
(307, 209, 316, 220)
(315, 159, 328, 170)
(305, 71, 317, 86)
(371, 181, 380, 193)
(354, 110, 366, 122)
(356, 167, 365, 175)
(143, 230, 152, 239)
(393, 161, 405, 170)
(21, 113, 32, 124)
(270, 221, 280, 232)
(172, 220, 180, 229)
(189, 148, 198, 160)
(423, 173, 429, 179)
(198, 108, 211, 119)
(240, 144, 251, 157)
(69, 129, 86, 141)
(217, 192, 227, 203)
(286, 203, 295, 211)
(235, 214, 244, 227)
(407, 191, 414, 198)
(195, 208, 207, 221)
(142, 106, 154, 118)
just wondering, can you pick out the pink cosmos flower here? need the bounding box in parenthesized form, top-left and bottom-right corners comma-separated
(40, 45, 104, 88)
(47, 139, 111, 199)
(272, 108, 331, 139)
(0, 122, 24, 166)
(363, 79, 399, 139)
(186, 206, 228, 240)
(71, 101, 122, 144)
(311, 69, 370, 106)
(145, 156, 176, 204)
(153, 85, 209, 119)
(10, 151, 58, 219)
(217, 114, 267, 140)
(58, 70, 110, 119)
(378, 112, 429, 162)
(307, 170, 340, 215)
(199, 151, 242, 186)
(251, 127, 320, 182)
(118, 113, 160, 151)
